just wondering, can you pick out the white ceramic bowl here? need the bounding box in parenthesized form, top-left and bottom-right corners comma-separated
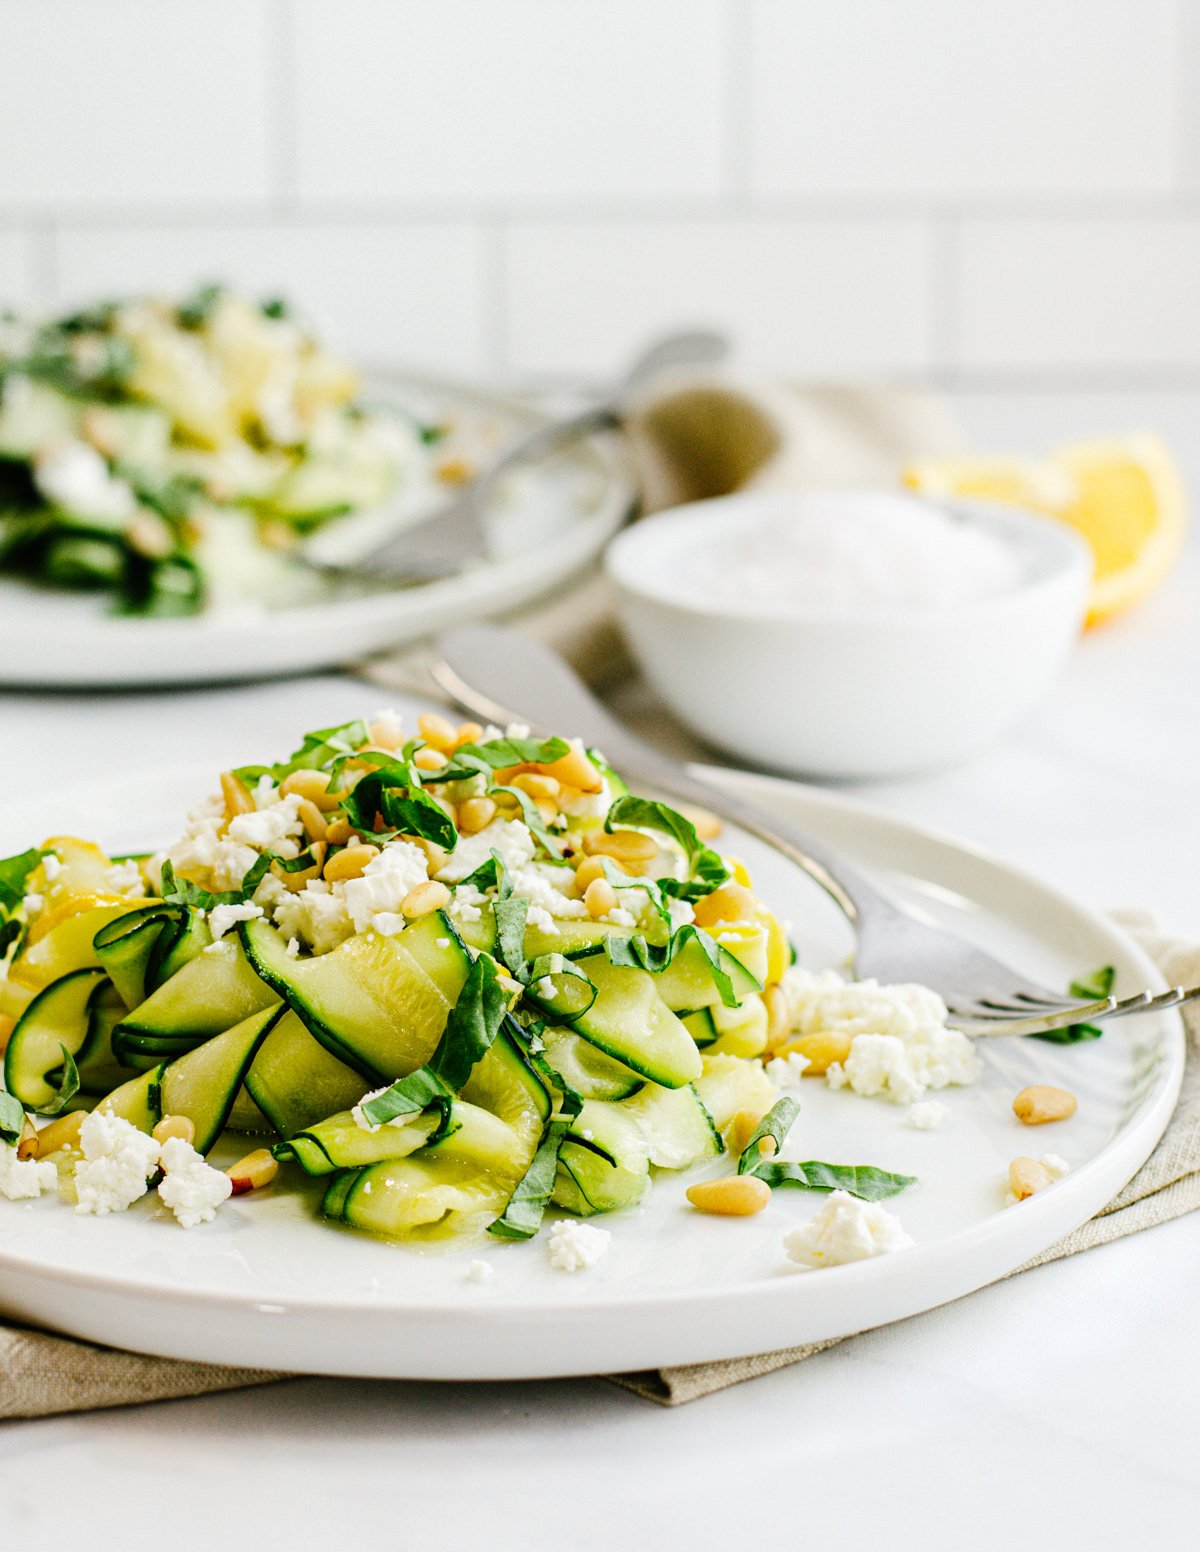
(605, 490, 1092, 779)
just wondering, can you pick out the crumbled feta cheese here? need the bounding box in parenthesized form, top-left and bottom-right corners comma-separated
(156, 1136, 233, 1228)
(908, 1100, 948, 1130)
(765, 1051, 810, 1086)
(286, 936, 301, 958)
(41, 851, 63, 882)
(547, 1218, 611, 1272)
(505, 723, 531, 741)
(447, 882, 486, 926)
(783, 1190, 914, 1269)
(74, 1111, 161, 1216)
(526, 904, 558, 934)
(466, 1259, 495, 1284)
(226, 793, 304, 850)
(1041, 1153, 1071, 1179)
(103, 858, 145, 897)
(782, 966, 981, 1104)
(605, 906, 637, 928)
(340, 841, 429, 934)
(34, 441, 138, 522)
(0, 1141, 58, 1201)
(514, 861, 587, 921)
(207, 900, 264, 941)
(271, 879, 354, 956)
(667, 897, 696, 931)
(22, 892, 43, 917)
(435, 937, 450, 949)
(535, 975, 557, 1000)
(436, 818, 536, 885)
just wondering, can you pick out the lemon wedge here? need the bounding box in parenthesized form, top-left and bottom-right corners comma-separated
(904, 435, 1187, 625)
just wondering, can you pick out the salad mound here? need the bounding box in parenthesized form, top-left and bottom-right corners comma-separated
(0, 712, 927, 1247)
(0, 287, 428, 616)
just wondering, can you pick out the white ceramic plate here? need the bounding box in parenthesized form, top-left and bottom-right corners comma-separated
(0, 374, 636, 688)
(0, 762, 1183, 1379)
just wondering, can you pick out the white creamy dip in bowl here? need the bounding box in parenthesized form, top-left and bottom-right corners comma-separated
(605, 489, 1091, 778)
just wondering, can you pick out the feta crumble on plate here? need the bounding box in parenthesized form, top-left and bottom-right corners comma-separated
(907, 1100, 948, 1131)
(157, 1136, 234, 1228)
(0, 1141, 58, 1201)
(783, 1190, 914, 1269)
(547, 1218, 611, 1272)
(73, 1111, 161, 1217)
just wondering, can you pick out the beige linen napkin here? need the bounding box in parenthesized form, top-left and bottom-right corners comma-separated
(358, 379, 965, 697)
(3, 916, 1198, 1421)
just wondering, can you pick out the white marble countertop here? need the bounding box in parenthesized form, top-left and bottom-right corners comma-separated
(1, 392, 1198, 1542)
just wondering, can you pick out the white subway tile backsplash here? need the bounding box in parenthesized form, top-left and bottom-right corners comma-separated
(52, 223, 486, 373)
(748, 0, 1178, 199)
(0, 1, 275, 210)
(957, 218, 1200, 373)
(504, 219, 934, 378)
(293, 0, 727, 205)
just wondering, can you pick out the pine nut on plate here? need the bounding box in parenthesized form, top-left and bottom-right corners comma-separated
(686, 1176, 771, 1216)
(226, 1149, 279, 1196)
(1013, 1085, 1077, 1125)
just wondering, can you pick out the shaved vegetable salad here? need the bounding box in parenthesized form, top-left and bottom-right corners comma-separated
(0, 711, 925, 1249)
(0, 287, 432, 616)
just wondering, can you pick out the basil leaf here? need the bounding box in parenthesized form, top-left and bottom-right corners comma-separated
(455, 735, 569, 770)
(737, 1097, 915, 1201)
(490, 783, 562, 857)
(494, 894, 530, 983)
(235, 718, 370, 786)
(605, 796, 730, 903)
(35, 1043, 81, 1118)
(0, 846, 42, 955)
(357, 1067, 456, 1130)
(0, 1084, 26, 1145)
(160, 853, 272, 911)
(602, 924, 759, 1008)
(1032, 964, 1116, 1045)
(339, 752, 457, 852)
(489, 1035, 584, 1241)
(588, 855, 669, 927)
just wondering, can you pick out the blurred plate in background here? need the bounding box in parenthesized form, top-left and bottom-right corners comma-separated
(0, 373, 636, 689)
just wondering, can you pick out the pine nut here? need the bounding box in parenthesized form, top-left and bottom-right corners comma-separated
(679, 804, 723, 841)
(274, 841, 326, 892)
(584, 878, 618, 919)
(539, 744, 603, 794)
(296, 799, 327, 842)
(511, 772, 561, 801)
(1009, 1156, 1052, 1200)
(726, 1109, 768, 1156)
(574, 855, 608, 892)
(280, 769, 338, 811)
(323, 844, 376, 883)
(402, 835, 447, 872)
(153, 1114, 196, 1147)
(17, 1117, 39, 1160)
(534, 797, 558, 825)
(453, 721, 483, 748)
(368, 718, 404, 751)
(401, 880, 451, 919)
(220, 771, 254, 818)
(413, 746, 448, 773)
(581, 830, 658, 871)
(35, 1109, 85, 1155)
(686, 1175, 771, 1216)
(226, 1148, 278, 1196)
(1013, 1085, 1077, 1125)
(782, 1032, 853, 1075)
(417, 712, 458, 753)
(324, 816, 356, 846)
(457, 796, 496, 835)
(763, 985, 792, 1047)
(693, 882, 757, 928)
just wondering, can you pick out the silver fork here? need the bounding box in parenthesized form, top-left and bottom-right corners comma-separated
(432, 626, 1200, 1038)
(305, 328, 730, 587)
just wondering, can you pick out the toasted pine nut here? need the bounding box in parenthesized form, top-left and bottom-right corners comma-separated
(369, 718, 404, 751)
(726, 1109, 768, 1156)
(220, 771, 254, 818)
(679, 804, 723, 841)
(153, 1114, 196, 1147)
(296, 798, 327, 842)
(17, 1117, 39, 1160)
(274, 841, 326, 892)
(402, 835, 447, 873)
(584, 878, 618, 919)
(763, 985, 791, 1047)
(686, 1175, 771, 1216)
(226, 1148, 278, 1196)
(453, 721, 483, 748)
(581, 830, 658, 874)
(324, 816, 356, 846)
(402, 880, 451, 919)
(457, 796, 496, 835)
(1009, 1156, 1052, 1200)
(573, 855, 608, 892)
(534, 796, 559, 825)
(693, 882, 757, 928)
(323, 844, 376, 883)
(280, 769, 338, 811)
(539, 743, 603, 794)
(1013, 1085, 1077, 1125)
(35, 1109, 85, 1155)
(782, 1032, 853, 1075)
(511, 772, 560, 801)
(413, 746, 448, 773)
(418, 712, 458, 753)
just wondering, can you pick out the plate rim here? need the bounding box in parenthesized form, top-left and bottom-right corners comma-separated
(0, 762, 1185, 1373)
